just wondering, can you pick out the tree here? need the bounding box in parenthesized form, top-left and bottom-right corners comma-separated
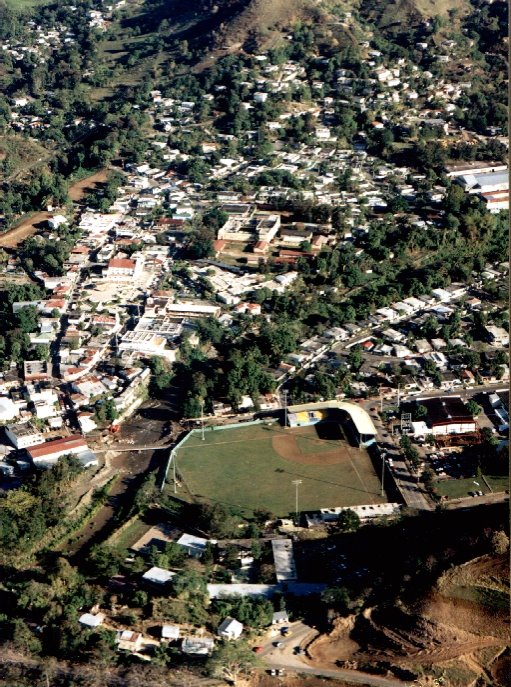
(207, 640, 260, 684)
(336, 509, 361, 533)
(466, 399, 482, 417)
(415, 404, 428, 419)
(490, 530, 509, 555)
(321, 586, 350, 613)
(347, 346, 363, 371)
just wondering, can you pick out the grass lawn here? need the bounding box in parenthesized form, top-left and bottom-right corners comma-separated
(108, 516, 152, 550)
(172, 422, 386, 517)
(435, 473, 509, 499)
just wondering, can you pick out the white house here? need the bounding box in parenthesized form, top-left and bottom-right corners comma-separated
(485, 325, 509, 347)
(217, 617, 243, 640)
(142, 566, 176, 585)
(272, 610, 289, 625)
(78, 612, 104, 628)
(0, 397, 19, 422)
(176, 533, 215, 557)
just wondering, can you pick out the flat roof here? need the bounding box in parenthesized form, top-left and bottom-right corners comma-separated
(271, 539, 297, 583)
(418, 397, 475, 425)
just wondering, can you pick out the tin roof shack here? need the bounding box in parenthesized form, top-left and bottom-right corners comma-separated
(417, 397, 479, 446)
(181, 636, 215, 656)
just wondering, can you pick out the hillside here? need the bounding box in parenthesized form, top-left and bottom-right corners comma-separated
(359, 0, 472, 30)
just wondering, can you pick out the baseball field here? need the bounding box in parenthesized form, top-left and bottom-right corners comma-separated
(172, 421, 387, 517)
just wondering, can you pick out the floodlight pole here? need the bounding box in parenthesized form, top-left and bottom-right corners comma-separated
(292, 479, 302, 523)
(381, 452, 385, 498)
(283, 390, 289, 427)
(201, 399, 205, 441)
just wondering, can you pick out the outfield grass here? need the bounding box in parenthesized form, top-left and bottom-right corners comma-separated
(172, 422, 387, 517)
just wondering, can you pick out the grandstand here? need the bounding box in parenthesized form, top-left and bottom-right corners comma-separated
(286, 401, 377, 448)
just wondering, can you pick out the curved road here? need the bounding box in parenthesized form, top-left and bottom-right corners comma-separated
(260, 622, 407, 687)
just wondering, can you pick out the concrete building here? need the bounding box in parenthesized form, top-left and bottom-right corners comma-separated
(27, 434, 98, 468)
(5, 422, 44, 449)
(104, 256, 143, 281)
(417, 397, 477, 437)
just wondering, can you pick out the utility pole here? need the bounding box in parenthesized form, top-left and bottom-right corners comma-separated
(172, 450, 177, 494)
(292, 479, 302, 523)
(397, 384, 401, 409)
(283, 389, 289, 427)
(381, 452, 385, 498)
(200, 399, 205, 441)
(379, 386, 384, 414)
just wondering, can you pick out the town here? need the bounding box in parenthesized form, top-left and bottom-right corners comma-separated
(0, 1, 508, 687)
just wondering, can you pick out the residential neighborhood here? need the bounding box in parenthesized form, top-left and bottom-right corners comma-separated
(0, 1, 508, 687)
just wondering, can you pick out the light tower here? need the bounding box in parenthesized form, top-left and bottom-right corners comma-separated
(283, 389, 289, 427)
(292, 479, 302, 523)
(200, 399, 205, 441)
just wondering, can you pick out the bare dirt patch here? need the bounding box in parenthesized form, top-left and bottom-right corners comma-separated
(68, 168, 109, 201)
(272, 433, 350, 465)
(0, 168, 109, 248)
(0, 211, 52, 248)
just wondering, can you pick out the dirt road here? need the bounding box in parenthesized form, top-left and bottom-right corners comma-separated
(0, 168, 108, 248)
(261, 622, 405, 687)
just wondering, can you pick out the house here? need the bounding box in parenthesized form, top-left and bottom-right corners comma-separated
(415, 340, 432, 354)
(485, 325, 509, 347)
(78, 612, 104, 628)
(104, 257, 143, 281)
(48, 214, 68, 230)
(0, 397, 19, 422)
(181, 637, 215, 656)
(142, 566, 176, 586)
(217, 617, 243, 640)
(176, 533, 215, 557)
(161, 625, 180, 642)
(116, 630, 143, 652)
(488, 391, 509, 432)
(272, 611, 289, 625)
(77, 412, 98, 434)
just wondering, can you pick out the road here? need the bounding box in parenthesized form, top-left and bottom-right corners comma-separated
(260, 622, 406, 687)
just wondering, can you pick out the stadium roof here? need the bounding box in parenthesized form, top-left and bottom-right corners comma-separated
(287, 401, 377, 436)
